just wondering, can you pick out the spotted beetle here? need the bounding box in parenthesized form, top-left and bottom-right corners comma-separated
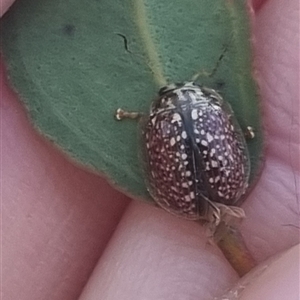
(116, 81, 251, 227)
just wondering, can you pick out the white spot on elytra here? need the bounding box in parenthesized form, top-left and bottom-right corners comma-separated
(182, 131, 187, 139)
(190, 191, 195, 199)
(170, 137, 176, 146)
(211, 160, 218, 168)
(201, 140, 208, 146)
(191, 109, 198, 120)
(207, 133, 214, 142)
(172, 113, 181, 122)
(181, 153, 188, 160)
(171, 186, 178, 192)
(184, 195, 191, 202)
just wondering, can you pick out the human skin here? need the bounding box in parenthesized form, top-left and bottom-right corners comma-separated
(1, 0, 299, 299)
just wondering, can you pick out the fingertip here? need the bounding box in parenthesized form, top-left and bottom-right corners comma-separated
(219, 244, 300, 300)
(79, 201, 238, 300)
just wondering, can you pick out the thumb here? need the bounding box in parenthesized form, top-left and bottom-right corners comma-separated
(219, 245, 299, 300)
(0, 0, 15, 17)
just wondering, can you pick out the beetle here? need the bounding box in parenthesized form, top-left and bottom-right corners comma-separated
(116, 81, 252, 228)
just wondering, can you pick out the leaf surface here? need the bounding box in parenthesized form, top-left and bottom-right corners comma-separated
(1, 0, 263, 202)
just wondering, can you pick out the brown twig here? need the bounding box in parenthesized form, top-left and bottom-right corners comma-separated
(215, 222, 257, 277)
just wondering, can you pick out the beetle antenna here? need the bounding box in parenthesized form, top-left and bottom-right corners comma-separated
(192, 43, 229, 82)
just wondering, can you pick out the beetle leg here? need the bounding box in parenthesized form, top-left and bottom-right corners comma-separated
(203, 201, 222, 237)
(203, 207, 221, 240)
(244, 126, 255, 139)
(215, 203, 246, 227)
(115, 108, 143, 121)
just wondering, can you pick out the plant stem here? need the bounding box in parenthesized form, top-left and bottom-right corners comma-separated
(215, 222, 257, 277)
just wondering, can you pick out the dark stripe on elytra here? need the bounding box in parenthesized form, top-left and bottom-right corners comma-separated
(179, 101, 211, 216)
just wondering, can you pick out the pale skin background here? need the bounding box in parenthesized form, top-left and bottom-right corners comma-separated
(1, 0, 299, 299)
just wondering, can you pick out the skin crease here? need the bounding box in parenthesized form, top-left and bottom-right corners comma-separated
(1, 0, 299, 299)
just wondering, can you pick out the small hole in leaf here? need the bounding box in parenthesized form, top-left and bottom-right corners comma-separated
(62, 24, 76, 37)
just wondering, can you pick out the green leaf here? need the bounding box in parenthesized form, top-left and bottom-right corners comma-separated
(1, 0, 263, 203)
